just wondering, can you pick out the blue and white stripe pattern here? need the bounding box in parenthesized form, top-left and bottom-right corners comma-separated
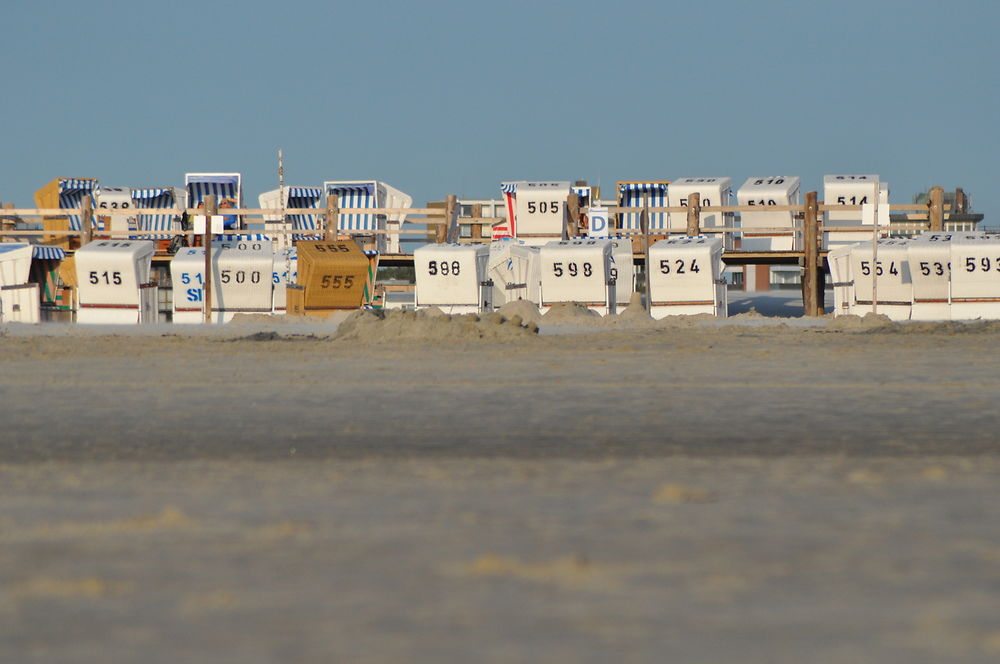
(187, 179, 239, 207)
(187, 175, 240, 231)
(217, 234, 269, 242)
(132, 188, 177, 239)
(288, 186, 323, 241)
(618, 182, 669, 230)
(572, 185, 591, 207)
(500, 183, 518, 194)
(59, 179, 98, 231)
(32, 245, 67, 260)
(326, 183, 378, 233)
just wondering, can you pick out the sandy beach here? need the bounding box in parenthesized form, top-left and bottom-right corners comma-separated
(3, 308, 1000, 662)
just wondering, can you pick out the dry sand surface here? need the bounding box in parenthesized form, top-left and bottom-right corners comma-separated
(2, 308, 1000, 663)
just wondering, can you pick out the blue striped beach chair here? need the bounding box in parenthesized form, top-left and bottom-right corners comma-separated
(33, 177, 99, 250)
(572, 185, 592, 208)
(59, 179, 99, 232)
(287, 187, 323, 241)
(325, 181, 378, 236)
(259, 186, 323, 249)
(323, 181, 412, 253)
(132, 188, 182, 239)
(31, 246, 67, 261)
(617, 181, 670, 231)
(185, 173, 242, 229)
(216, 234, 270, 245)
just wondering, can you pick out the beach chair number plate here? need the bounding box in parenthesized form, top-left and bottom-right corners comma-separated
(526, 201, 560, 214)
(658, 260, 700, 275)
(427, 261, 461, 276)
(319, 275, 355, 289)
(551, 262, 593, 278)
(88, 271, 123, 285)
(219, 270, 263, 284)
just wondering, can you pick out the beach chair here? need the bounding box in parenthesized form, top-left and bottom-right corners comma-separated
(539, 238, 616, 315)
(34, 177, 99, 250)
(185, 173, 242, 230)
(287, 240, 375, 315)
(0, 244, 40, 323)
(736, 176, 801, 251)
(29, 245, 69, 313)
(667, 178, 733, 247)
(849, 239, 912, 321)
(93, 186, 135, 238)
(823, 175, 890, 249)
(647, 236, 727, 318)
(258, 186, 323, 251)
(131, 187, 184, 245)
(414, 243, 490, 314)
(616, 181, 670, 233)
(75, 240, 158, 324)
(488, 238, 542, 306)
(498, 181, 571, 245)
(323, 181, 412, 254)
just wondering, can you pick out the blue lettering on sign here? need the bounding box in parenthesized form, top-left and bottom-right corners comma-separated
(186, 288, 203, 302)
(592, 215, 607, 232)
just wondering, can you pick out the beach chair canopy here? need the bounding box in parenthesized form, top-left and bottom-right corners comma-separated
(132, 188, 181, 239)
(572, 185, 592, 207)
(216, 234, 270, 243)
(618, 181, 670, 230)
(288, 186, 323, 238)
(185, 174, 241, 206)
(325, 182, 379, 232)
(31, 245, 67, 261)
(186, 173, 242, 230)
(59, 179, 99, 231)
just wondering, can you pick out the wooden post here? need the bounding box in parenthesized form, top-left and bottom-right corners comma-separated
(325, 194, 339, 242)
(686, 192, 701, 236)
(445, 194, 459, 243)
(80, 196, 93, 246)
(802, 191, 820, 317)
(203, 194, 217, 324)
(471, 204, 483, 242)
(1, 202, 14, 234)
(433, 204, 447, 244)
(954, 188, 967, 214)
(641, 193, 651, 313)
(565, 192, 580, 239)
(929, 186, 945, 232)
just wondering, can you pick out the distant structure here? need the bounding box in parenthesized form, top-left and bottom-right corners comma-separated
(890, 187, 984, 235)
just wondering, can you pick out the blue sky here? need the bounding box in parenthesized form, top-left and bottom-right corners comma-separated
(2, 0, 997, 222)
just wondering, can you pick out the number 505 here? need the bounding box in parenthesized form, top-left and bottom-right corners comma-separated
(527, 201, 559, 214)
